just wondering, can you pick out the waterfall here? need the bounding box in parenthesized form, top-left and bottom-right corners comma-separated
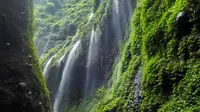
(113, 0, 119, 14)
(56, 54, 66, 67)
(89, 13, 94, 21)
(43, 53, 56, 79)
(84, 0, 134, 97)
(85, 30, 99, 96)
(112, 0, 133, 40)
(87, 13, 94, 24)
(53, 40, 81, 112)
(112, 0, 121, 40)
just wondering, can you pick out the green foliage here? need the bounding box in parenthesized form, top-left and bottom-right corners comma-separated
(34, 0, 200, 111)
(92, 0, 101, 12)
(34, 0, 92, 69)
(46, 2, 56, 14)
(134, 0, 200, 111)
(71, 0, 200, 111)
(93, 0, 111, 30)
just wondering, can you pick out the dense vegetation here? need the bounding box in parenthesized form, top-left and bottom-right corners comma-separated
(34, 0, 200, 111)
(34, 0, 92, 68)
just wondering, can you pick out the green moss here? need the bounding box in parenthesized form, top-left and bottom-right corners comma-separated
(74, 0, 200, 111)
(93, 0, 111, 30)
(134, 0, 200, 111)
(34, 0, 92, 65)
(34, 0, 200, 111)
(28, 0, 51, 111)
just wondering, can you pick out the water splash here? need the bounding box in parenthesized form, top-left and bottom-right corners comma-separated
(53, 40, 81, 112)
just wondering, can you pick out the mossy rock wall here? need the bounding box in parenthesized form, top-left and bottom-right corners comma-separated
(68, 0, 200, 111)
(0, 0, 51, 112)
(33, 0, 200, 112)
(90, 0, 200, 111)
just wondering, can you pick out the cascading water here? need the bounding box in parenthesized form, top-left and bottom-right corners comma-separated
(35, 0, 136, 111)
(88, 13, 94, 21)
(85, 30, 99, 96)
(113, 0, 119, 14)
(45, 53, 66, 106)
(57, 54, 66, 67)
(43, 53, 56, 79)
(84, 0, 135, 97)
(53, 40, 81, 112)
(112, 0, 121, 40)
(112, 0, 133, 40)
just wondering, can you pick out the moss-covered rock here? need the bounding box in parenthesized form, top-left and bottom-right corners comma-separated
(33, 0, 200, 112)
(69, 0, 200, 111)
(0, 0, 51, 112)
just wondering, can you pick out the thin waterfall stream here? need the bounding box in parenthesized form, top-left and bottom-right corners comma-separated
(57, 54, 66, 67)
(53, 40, 81, 112)
(85, 29, 99, 96)
(43, 53, 57, 79)
(34, 0, 135, 111)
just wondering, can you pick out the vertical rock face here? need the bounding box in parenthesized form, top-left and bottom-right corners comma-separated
(34, 0, 136, 111)
(0, 0, 51, 112)
(85, 0, 135, 97)
(33, 0, 200, 111)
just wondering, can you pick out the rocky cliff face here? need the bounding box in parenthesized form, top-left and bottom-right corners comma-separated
(0, 0, 51, 112)
(34, 0, 200, 112)
(34, 0, 135, 111)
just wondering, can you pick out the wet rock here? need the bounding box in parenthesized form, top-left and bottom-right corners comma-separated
(0, 0, 51, 111)
(6, 43, 10, 46)
(28, 91, 32, 95)
(126, 105, 130, 110)
(0, 13, 7, 22)
(176, 12, 185, 21)
(133, 70, 142, 111)
(25, 63, 32, 68)
(19, 82, 27, 88)
(28, 55, 32, 61)
(18, 82, 28, 92)
(176, 11, 192, 37)
(134, 70, 142, 104)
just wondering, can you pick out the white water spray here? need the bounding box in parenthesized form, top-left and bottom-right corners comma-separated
(89, 13, 94, 21)
(43, 53, 57, 79)
(56, 54, 66, 67)
(114, 0, 119, 14)
(53, 40, 81, 112)
(85, 30, 99, 96)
